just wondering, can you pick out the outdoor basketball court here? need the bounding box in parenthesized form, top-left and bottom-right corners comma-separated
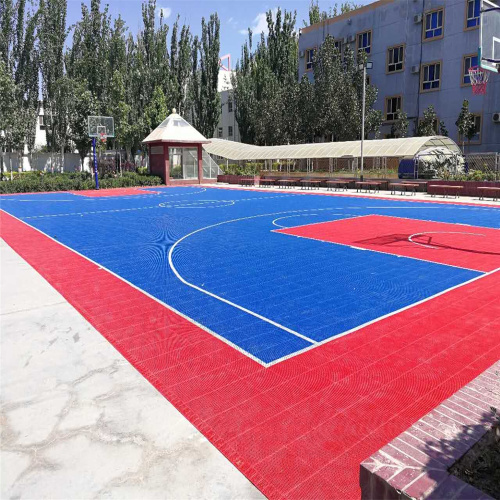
(1, 185, 499, 498)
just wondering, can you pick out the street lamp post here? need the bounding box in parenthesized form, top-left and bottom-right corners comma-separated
(358, 61, 373, 181)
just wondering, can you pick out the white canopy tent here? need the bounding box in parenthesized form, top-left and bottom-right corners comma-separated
(203, 136, 462, 161)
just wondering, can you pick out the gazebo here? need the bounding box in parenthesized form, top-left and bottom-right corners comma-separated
(143, 110, 211, 185)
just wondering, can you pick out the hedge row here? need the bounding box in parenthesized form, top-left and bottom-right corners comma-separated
(0, 171, 162, 194)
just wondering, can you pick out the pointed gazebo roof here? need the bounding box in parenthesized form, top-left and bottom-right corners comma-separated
(142, 110, 210, 144)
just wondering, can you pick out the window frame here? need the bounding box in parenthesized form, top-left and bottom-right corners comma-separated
(423, 7, 445, 42)
(305, 47, 316, 72)
(356, 30, 372, 55)
(227, 98, 233, 113)
(218, 127, 223, 138)
(464, 0, 481, 30)
(228, 125, 233, 137)
(386, 44, 405, 74)
(420, 60, 442, 93)
(461, 53, 479, 86)
(385, 95, 402, 122)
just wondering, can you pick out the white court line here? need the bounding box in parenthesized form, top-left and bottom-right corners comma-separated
(1, 209, 270, 368)
(408, 231, 486, 250)
(272, 214, 319, 228)
(265, 266, 499, 366)
(6, 197, 499, 367)
(168, 211, 322, 346)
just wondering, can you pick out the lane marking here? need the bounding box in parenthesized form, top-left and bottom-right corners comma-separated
(408, 231, 486, 250)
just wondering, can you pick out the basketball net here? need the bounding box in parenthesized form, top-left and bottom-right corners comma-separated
(468, 66, 489, 95)
(99, 132, 107, 145)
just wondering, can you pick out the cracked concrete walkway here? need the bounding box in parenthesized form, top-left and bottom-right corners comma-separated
(0, 239, 263, 499)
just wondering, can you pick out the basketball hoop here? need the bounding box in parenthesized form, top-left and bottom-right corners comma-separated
(99, 132, 107, 145)
(468, 66, 489, 95)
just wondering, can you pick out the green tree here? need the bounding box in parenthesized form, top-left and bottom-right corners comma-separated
(314, 37, 381, 141)
(416, 105, 438, 136)
(197, 13, 221, 138)
(232, 8, 299, 145)
(439, 120, 448, 137)
(391, 111, 409, 138)
(304, 1, 362, 26)
(39, 0, 67, 162)
(67, 79, 98, 167)
(144, 86, 168, 132)
(455, 99, 476, 153)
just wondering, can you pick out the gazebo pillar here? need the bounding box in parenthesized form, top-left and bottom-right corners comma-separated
(197, 144, 203, 184)
(163, 144, 170, 182)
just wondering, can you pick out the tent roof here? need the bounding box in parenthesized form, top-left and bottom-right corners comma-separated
(203, 136, 462, 160)
(143, 110, 209, 144)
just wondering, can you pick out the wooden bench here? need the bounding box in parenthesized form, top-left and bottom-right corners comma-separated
(239, 177, 255, 187)
(276, 179, 297, 189)
(326, 179, 349, 191)
(477, 186, 500, 201)
(259, 178, 276, 187)
(300, 179, 322, 190)
(389, 183, 419, 196)
(428, 184, 464, 198)
(355, 181, 382, 193)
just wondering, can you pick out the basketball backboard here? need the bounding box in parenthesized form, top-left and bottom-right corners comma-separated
(480, 0, 500, 73)
(88, 116, 115, 138)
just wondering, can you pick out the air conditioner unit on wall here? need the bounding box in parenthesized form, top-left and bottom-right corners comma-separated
(493, 112, 500, 123)
(299, 51, 305, 58)
(414, 14, 422, 23)
(411, 65, 420, 73)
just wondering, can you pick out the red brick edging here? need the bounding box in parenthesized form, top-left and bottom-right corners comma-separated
(360, 361, 500, 499)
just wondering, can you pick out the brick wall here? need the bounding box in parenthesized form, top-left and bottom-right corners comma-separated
(360, 361, 500, 500)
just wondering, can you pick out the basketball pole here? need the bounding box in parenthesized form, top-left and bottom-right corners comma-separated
(92, 137, 100, 190)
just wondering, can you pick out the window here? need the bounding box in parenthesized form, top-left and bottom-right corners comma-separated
(228, 126, 233, 137)
(334, 39, 343, 53)
(421, 61, 441, 91)
(366, 74, 371, 86)
(385, 95, 402, 121)
(218, 127, 223, 138)
(357, 30, 372, 54)
(424, 8, 444, 40)
(466, 0, 480, 29)
(462, 54, 478, 85)
(387, 45, 404, 73)
(38, 115, 45, 127)
(228, 98, 233, 112)
(305, 48, 315, 71)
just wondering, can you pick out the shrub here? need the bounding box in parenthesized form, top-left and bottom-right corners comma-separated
(0, 171, 162, 193)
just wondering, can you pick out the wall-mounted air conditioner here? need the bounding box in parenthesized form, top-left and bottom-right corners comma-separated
(299, 51, 305, 58)
(411, 65, 420, 73)
(414, 14, 422, 23)
(343, 37, 348, 44)
(493, 112, 500, 123)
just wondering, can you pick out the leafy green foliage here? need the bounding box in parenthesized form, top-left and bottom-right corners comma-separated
(391, 111, 409, 139)
(0, 171, 162, 193)
(304, 0, 362, 27)
(455, 99, 476, 152)
(416, 105, 438, 137)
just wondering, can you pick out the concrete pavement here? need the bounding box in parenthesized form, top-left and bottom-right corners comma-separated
(0, 239, 263, 500)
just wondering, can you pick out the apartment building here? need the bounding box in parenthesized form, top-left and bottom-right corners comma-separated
(298, 0, 500, 152)
(214, 68, 240, 143)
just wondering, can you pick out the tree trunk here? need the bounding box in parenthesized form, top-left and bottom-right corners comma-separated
(61, 145, 65, 173)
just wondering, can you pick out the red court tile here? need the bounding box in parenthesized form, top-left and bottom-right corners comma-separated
(277, 214, 500, 272)
(2, 210, 499, 500)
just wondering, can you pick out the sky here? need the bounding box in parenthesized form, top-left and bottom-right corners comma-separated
(66, 0, 373, 66)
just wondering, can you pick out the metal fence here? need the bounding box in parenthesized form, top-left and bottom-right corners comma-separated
(465, 152, 500, 180)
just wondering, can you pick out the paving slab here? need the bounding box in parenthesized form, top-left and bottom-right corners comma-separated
(0, 239, 263, 500)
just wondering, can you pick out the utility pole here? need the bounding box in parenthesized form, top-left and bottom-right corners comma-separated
(358, 61, 373, 181)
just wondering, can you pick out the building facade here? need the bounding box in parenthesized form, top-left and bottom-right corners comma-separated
(214, 69, 240, 143)
(298, 0, 500, 152)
